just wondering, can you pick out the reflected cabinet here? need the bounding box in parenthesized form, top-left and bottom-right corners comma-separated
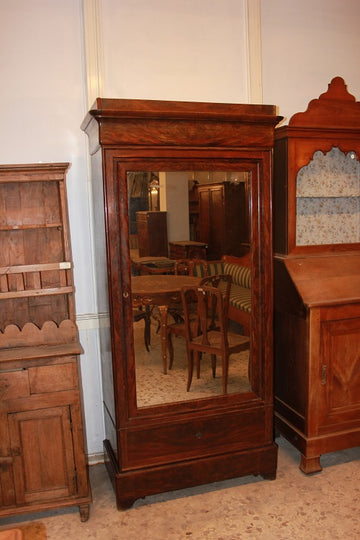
(82, 98, 281, 508)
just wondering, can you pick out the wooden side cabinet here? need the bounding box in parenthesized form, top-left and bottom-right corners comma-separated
(0, 324, 91, 520)
(0, 163, 91, 519)
(273, 78, 360, 473)
(136, 211, 168, 257)
(274, 255, 360, 473)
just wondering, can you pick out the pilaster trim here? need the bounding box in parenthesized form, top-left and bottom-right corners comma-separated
(246, 0, 263, 104)
(76, 312, 110, 330)
(82, 0, 104, 108)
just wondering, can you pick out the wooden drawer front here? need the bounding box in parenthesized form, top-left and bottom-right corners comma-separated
(0, 371, 29, 400)
(28, 362, 77, 394)
(125, 408, 265, 468)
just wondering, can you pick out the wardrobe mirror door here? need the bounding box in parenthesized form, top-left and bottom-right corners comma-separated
(127, 170, 252, 408)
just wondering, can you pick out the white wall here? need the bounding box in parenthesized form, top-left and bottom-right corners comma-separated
(159, 172, 190, 243)
(100, 0, 251, 103)
(261, 0, 360, 123)
(0, 0, 103, 458)
(1, 0, 359, 459)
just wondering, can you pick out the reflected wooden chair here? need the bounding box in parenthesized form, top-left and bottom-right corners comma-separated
(174, 259, 193, 275)
(166, 258, 208, 331)
(167, 274, 232, 371)
(181, 282, 250, 394)
(174, 258, 209, 276)
(133, 306, 151, 352)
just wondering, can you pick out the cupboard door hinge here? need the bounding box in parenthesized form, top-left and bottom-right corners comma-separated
(321, 365, 327, 385)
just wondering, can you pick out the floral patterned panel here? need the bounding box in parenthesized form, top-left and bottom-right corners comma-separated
(296, 147, 360, 245)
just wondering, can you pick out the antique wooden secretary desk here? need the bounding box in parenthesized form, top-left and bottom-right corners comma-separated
(82, 98, 281, 508)
(273, 77, 360, 473)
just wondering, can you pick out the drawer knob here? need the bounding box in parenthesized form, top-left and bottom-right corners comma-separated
(195, 432, 202, 439)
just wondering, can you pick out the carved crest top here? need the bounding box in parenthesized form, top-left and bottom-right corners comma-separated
(289, 77, 360, 128)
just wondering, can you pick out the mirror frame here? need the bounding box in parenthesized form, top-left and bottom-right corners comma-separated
(106, 153, 271, 419)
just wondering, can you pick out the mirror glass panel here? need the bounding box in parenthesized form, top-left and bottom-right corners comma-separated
(128, 170, 252, 408)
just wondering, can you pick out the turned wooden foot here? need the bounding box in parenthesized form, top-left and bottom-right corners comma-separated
(261, 470, 277, 481)
(79, 503, 90, 522)
(300, 454, 322, 474)
(117, 497, 137, 510)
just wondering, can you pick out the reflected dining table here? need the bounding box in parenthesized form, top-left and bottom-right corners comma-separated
(131, 274, 202, 374)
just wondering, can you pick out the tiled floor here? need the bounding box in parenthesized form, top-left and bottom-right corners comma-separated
(1, 437, 359, 539)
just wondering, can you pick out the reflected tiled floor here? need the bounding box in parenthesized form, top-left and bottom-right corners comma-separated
(134, 319, 250, 408)
(1, 437, 359, 539)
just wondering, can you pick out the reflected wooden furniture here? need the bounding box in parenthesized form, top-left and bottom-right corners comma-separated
(174, 258, 209, 276)
(0, 163, 91, 520)
(136, 211, 168, 257)
(131, 256, 175, 275)
(174, 259, 194, 275)
(82, 97, 280, 509)
(133, 306, 151, 351)
(191, 255, 252, 334)
(169, 240, 207, 260)
(273, 77, 360, 473)
(167, 274, 232, 371)
(131, 275, 201, 373)
(182, 284, 250, 394)
(196, 181, 249, 259)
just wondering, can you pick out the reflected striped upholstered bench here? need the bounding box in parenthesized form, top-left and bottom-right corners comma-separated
(192, 254, 251, 335)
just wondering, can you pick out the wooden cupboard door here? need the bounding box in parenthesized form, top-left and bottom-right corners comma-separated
(136, 211, 168, 257)
(209, 185, 225, 259)
(8, 406, 77, 505)
(198, 189, 210, 247)
(318, 316, 360, 432)
(0, 456, 16, 507)
(198, 186, 225, 259)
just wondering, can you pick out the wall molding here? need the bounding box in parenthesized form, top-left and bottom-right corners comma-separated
(76, 312, 110, 331)
(82, 0, 262, 106)
(246, 0, 263, 104)
(82, 0, 104, 108)
(87, 451, 105, 465)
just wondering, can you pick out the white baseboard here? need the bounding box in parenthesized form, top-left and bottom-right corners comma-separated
(76, 312, 110, 330)
(87, 451, 105, 466)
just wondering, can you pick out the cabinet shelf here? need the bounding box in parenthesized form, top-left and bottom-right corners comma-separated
(0, 342, 83, 364)
(0, 223, 63, 231)
(0, 261, 72, 274)
(0, 286, 74, 300)
(0, 262, 73, 300)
